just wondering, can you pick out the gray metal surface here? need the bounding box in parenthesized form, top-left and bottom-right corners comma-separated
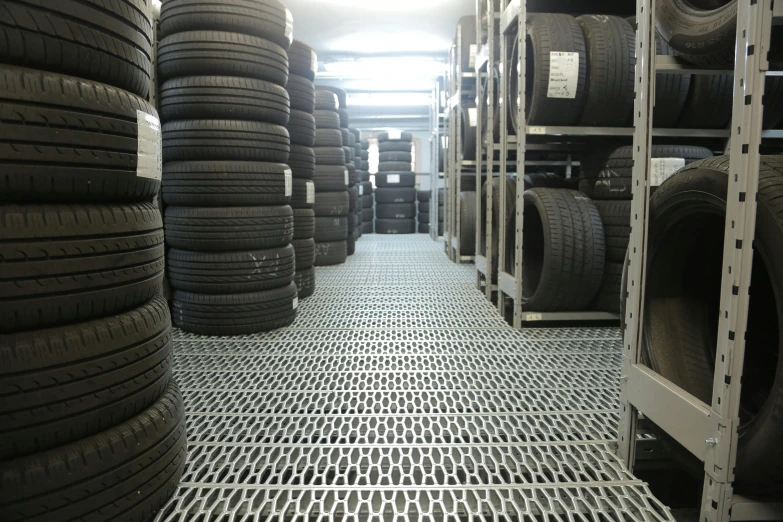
(156, 236, 673, 522)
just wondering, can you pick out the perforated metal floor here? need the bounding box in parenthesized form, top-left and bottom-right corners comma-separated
(156, 236, 673, 522)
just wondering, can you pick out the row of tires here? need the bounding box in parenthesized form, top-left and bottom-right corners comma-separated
(374, 132, 416, 234)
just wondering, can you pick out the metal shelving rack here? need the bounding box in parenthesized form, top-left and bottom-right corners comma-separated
(429, 78, 445, 241)
(618, 0, 783, 520)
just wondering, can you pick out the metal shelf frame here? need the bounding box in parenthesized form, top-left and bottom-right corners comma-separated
(618, 1, 783, 521)
(430, 78, 443, 241)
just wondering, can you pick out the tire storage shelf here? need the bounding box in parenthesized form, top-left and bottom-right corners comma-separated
(617, 0, 783, 520)
(429, 77, 446, 240)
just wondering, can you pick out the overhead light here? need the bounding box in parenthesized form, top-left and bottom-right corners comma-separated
(310, 0, 450, 10)
(322, 57, 446, 79)
(327, 32, 451, 53)
(347, 93, 431, 106)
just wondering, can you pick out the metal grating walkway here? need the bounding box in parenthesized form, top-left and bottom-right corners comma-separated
(155, 235, 673, 522)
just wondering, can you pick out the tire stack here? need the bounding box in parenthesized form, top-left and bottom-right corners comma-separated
(376, 131, 417, 234)
(418, 190, 431, 233)
(158, 0, 299, 334)
(313, 88, 350, 265)
(438, 188, 445, 236)
(349, 128, 364, 244)
(579, 145, 713, 314)
(287, 40, 318, 299)
(360, 139, 374, 233)
(0, 3, 185, 519)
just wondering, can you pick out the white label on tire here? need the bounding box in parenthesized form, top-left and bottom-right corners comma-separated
(359, 185, 364, 195)
(651, 158, 686, 186)
(293, 296, 299, 310)
(137, 110, 161, 180)
(468, 107, 478, 127)
(387, 174, 400, 184)
(388, 130, 402, 140)
(344, 169, 349, 185)
(284, 8, 294, 41)
(547, 52, 579, 99)
(284, 169, 292, 196)
(306, 181, 314, 203)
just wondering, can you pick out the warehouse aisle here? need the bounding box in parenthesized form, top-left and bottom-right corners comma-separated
(157, 235, 673, 521)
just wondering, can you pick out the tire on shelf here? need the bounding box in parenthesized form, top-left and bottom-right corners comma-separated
(313, 147, 346, 166)
(162, 120, 290, 163)
(168, 245, 295, 293)
(172, 282, 298, 335)
(319, 87, 347, 109)
(313, 165, 349, 191)
(379, 141, 413, 153)
(653, 33, 692, 128)
(418, 222, 430, 233)
(315, 90, 339, 111)
(375, 218, 416, 234)
(293, 209, 315, 240)
(286, 74, 316, 113)
(677, 74, 733, 129)
(347, 234, 355, 256)
(417, 191, 431, 202)
(419, 202, 431, 213)
(362, 195, 374, 210)
(0, 203, 164, 333)
(337, 108, 350, 128)
(157, 31, 288, 86)
(313, 191, 350, 217)
(0, 67, 161, 202)
(378, 131, 413, 142)
(289, 145, 316, 178)
(376, 203, 416, 219)
(314, 240, 348, 265)
(292, 238, 315, 270)
(162, 161, 292, 206)
(291, 179, 315, 209)
(589, 261, 624, 314)
(594, 200, 631, 263)
(459, 191, 476, 255)
(361, 221, 374, 234)
(576, 15, 635, 127)
(288, 110, 316, 147)
(361, 207, 374, 220)
(294, 267, 315, 298)
(165, 205, 293, 251)
(456, 16, 477, 73)
(623, 155, 783, 488)
(314, 128, 343, 147)
(287, 39, 317, 80)
(0, 381, 186, 522)
(375, 173, 416, 188)
(520, 188, 605, 311)
(314, 216, 349, 241)
(378, 161, 413, 172)
(461, 102, 478, 161)
(314, 110, 341, 129)
(0, 0, 153, 98)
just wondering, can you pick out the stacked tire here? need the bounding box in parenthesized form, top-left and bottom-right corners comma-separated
(349, 128, 364, 244)
(418, 190, 431, 233)
(360, 139, 374, 233)
(376, 131, 416, 234)
(438, 188, 445, 236)
(579, 145, 713, 313)
(158, 0, 299, 334)
(0, 3, 185, 519)
(286, 40, 318, 299)
(313, 88, 350, 264)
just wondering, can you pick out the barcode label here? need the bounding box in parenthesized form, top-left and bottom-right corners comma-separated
(387, 174, 400, 184)
(306, 181, 314, 203)
(284, 169, 292, 196)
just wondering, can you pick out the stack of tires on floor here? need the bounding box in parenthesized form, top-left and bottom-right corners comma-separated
(287, 40, 319, 299)
(0, 2, 185, 519)
(418, 190, 431, 233)
(376, 131, 417, 234)
(349, 128, 364, 244)
(438, 188, 445, 236)
(158, 0, 299, 335)
(313, 88, 350, 264)
(360, 139, 375, 233)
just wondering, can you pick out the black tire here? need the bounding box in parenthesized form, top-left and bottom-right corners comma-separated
(375, 187, 416, 203)
(376, 218, 416, 234)
(418, 222, 430, 234)
(590, 262, 623, 314)
(525, 13, 588, 126)
(459, 191, 476, 255)
(288, 110, 316, 147)
(158, 31, 288, 86)
(362, 207, 374, 220)
(319, 86, 347, 108)
(677, 74, 733, 129)
(0, 203, 164, 333)
(633, 155, 783, 487)
(576, 15, 635, 126)
(292, 238, 315, 270)
(580, 145, 713, 199)
(163, 120, 289, 163)
(349, 128, 361, 141)
(293, 208, 315, 240)
(359, 181, 373, 198)
(362, 195, 374, 209)
(360, 138, 370, 149)
(419, 211, 430, 222)
(315, 90, 339, 111)
(376, 173, 416, 188)
(378, 131, 413, 142)
(287, 39, 317, 80)
(0, 0, 153, 98)
(314, 128, 343, 147)
(0, 66, 161, 202)
(159, 0, 292, 49)
(168, 244, 294, 294)
(159, 76, 289, 124)
(337, 108, 350, 128)
(313, 147, 346, 166)
(376, 203, 416, 219)
(314, 110, 340, 129)
(594, 201, 631, 263)
(165, 205, 293, 251)
(348, 186, 359, 213)
(379, 161, 413, 172)
(654, 34, 692, 128)
(0, 381, 186, 522)
(315, 216, 348, 241)
(0, 296, 171, 460)
(438, 206, 445, 220)
(314, 240, 347, 266)
(419, 202, 431, 213)
(172, 282, 298, 335)
(286, 74, 316, 113)
(360, 150, 370, 160)
(291, 178, 314, 209)
(162, 161, 291, 206)
(457, 15, 477, 72)
(361, 222, 374, 234)
(763, 76, 783, 130)
(417, 191, 431, 202)
(289, 145, 315, 179)
(314, 191, 350, 216)
(346, 234, 356, 256)
(378, 141, 412, 153)
(520, 188, 605, 311)
(314, 165, 349, 191)
(294, 267, 315, 298)
(361, 171, 371, 182)
(341, 129, 355, 147)
(461, 102, 478, 161)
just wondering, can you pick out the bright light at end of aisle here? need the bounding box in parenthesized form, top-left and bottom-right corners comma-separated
(322, 58, 446, 79)
(309, 0, 450, 9)
(327, 32, 451, 54)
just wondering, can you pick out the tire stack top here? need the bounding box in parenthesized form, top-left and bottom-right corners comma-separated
(158, 0, 299, 335)
(376, 131, 416, 234)
(313, 87, 350, 265)
(286, 40, 318, 299)
(360, 138, 374, 234)
(0, 2, 185, 519)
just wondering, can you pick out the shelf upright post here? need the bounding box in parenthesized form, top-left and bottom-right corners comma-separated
(496, 0, 510, 315)
(511, 0, 526, 328)
(453, 28, 465, 262)
(446, 43, 457, 259)
(475, 0, 486, 284)
(483, 0, 496, 298)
